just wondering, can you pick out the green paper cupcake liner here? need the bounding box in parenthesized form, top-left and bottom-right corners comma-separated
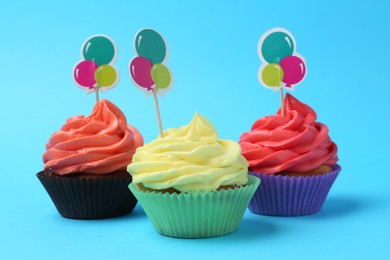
(129, 175, 260, 238)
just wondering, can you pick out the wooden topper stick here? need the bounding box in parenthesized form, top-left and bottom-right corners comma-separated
(152, 88, 164, 138)
(280, 87, 285, 117)
(95, 86, 99, 102)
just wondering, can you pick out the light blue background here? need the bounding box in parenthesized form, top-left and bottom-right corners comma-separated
(1, 0, 389, 259)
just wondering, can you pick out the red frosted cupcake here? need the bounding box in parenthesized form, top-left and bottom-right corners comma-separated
(37, 99, 144, 219)
(239, 93, 340, 216)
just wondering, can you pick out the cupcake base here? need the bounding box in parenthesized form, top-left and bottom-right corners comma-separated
(129, 175, 260, 238)
(248, 165, 341, 216)
(37, 170, 138, 219)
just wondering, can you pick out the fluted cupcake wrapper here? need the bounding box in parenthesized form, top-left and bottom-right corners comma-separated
(129, 175, 260, 238)
(37, 171, 138, 219)
(248, 165, 341, 216)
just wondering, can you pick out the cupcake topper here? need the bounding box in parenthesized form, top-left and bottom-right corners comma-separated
(129, 29, 173, 138)
(73, 35, 119, 102)
(258, 28, 306, 116)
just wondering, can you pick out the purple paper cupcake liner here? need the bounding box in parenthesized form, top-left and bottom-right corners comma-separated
(248, 165, 341, 216)
(37, 170, 138, 219)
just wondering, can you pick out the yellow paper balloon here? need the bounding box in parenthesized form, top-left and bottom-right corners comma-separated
(261, 64, 284, 87)
(94, 65, 117, 87)
(151, 63, 171, 89)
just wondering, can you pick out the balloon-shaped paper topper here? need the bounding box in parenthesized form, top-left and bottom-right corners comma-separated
(258, 28, 306, 90)
(257, 28, 307, 117)
(279, 55, 306, 87)
(73, 35, 119, 99)
(129, 56, 154, 90)
(94, 65, 118, 88)
(129, 29, 173, 138)
(74, 60, 98, 89)
(129, 28, 173, 97)
(260, 31, 294, 64)
(135, 29, 167, 64)
(83, 36, 116, 66)
(151, 64, 171, 90)
(261, 63, 284, 87)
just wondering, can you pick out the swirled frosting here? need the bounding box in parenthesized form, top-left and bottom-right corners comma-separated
(127, 113, 248, 192)
(43, 99, 143, 175)
(239, 94, 338, 174)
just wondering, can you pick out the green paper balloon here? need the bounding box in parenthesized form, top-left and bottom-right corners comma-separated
(151, 64, 171, 89)
(261, 64, 284, 87)
(261, 31, 294, 63)
(135, 29, 167, 64)
(83, 36, 116, 66)
(94, 65, 117, 87)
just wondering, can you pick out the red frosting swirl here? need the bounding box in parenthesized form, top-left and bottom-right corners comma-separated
(43, 99, 144, 175)
(239, 94, 338, 174)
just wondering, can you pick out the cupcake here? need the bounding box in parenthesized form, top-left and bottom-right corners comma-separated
(239, 93, 340, 216)
(127, 113, 260, 238)
(37, 99, 144, 219)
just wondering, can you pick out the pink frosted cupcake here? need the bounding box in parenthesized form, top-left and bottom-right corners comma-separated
(239, 94, 340, 216)
(37, 99, 143, 219)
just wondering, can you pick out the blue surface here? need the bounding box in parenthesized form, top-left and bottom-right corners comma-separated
(1, 0, 389, 259)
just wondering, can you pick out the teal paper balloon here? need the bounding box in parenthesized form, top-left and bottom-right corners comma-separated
(135, 29, 166, 64)
(261, 31, 294, 64)
(82, 35, 116, 66)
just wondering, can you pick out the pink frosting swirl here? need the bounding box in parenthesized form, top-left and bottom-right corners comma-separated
(43, 99, 143, 175)
(239, 94, 338, 174)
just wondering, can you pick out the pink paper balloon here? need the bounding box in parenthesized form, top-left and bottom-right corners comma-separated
(129, 57, 154, 90)
(280, 55, 306, 87)
(74, 60, 98, 89)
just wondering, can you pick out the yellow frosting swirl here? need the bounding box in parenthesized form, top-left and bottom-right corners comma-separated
(127, 113, 249, 192)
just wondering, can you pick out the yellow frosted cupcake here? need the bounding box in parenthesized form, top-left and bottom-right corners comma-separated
(128, 113, 260, 238)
